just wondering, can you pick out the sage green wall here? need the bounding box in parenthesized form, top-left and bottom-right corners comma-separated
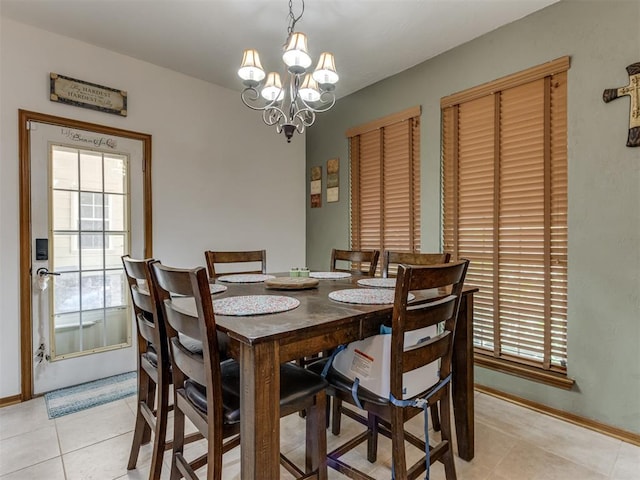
(306, 0, 640, 434)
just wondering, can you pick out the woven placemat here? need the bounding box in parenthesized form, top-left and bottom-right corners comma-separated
(217, 274, 276, 283)
(310, 271, 351, 279)
(356, 278, 396, 289)
(213, 295, 300, 316)
(328, 288, 415, 305)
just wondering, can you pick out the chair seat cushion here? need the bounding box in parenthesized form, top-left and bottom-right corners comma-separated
(308, 359, 389, 406)
(142, 350, 158, 368)
(184, 360, 327, 424)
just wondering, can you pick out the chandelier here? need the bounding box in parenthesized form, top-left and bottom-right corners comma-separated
(238, 0, 339, 143)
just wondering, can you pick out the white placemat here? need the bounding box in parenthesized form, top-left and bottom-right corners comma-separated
(217, 274, 276, 283)
(309, 271, 352, 279)
(328, 288, 415, 305)
(138, 282, 226, 296)
(356, 278, 396, 289)
(213, 295, 300, 316)
(209, 283, 227, 294)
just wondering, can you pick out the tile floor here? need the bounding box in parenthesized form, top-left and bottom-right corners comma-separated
(0, 391, 638, 479)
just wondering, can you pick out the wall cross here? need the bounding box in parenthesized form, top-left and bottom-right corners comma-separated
(603, 62, 640, 147)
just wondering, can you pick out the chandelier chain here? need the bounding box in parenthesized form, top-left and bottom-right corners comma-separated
(286, 0, 304, 39)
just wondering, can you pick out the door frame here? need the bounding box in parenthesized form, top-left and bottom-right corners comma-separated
(18, 109, 153, 400)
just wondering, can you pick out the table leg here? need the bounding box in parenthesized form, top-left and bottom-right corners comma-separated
(239, 341, 280, 479)
(452, 292, 475, 461)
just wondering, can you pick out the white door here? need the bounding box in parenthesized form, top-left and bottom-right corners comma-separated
(30, 121, 145, 394)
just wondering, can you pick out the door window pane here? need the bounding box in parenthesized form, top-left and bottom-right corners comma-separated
(105, 308, 129, 345)
(52, 190, 78, 231)
(53, 234, 79, 272)
(105, 234, 127, 268)
(105, 194, 126, 231)
(80, 151, 103, 192)
(53, 312, 81, 356)
(104, 155, 127, 194)
(52, 146, 78, 190)
(53, 272, 80, 314)
(81, 234, 104, 269)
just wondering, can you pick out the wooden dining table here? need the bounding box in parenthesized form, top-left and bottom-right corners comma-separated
(178, 273, 477, 479)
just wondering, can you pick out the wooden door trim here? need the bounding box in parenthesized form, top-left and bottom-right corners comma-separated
(18, 109, 153, 401)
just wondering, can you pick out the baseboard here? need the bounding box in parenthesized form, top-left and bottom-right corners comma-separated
(475, 384, 640, 446)
(0, 394, 22, 408)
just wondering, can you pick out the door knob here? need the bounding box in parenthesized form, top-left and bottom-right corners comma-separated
(36, 267, 61, 277)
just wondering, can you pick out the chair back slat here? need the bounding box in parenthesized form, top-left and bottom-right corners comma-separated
(403, 297, 457, 332)
(389, 260, 469, 400)
(382, 250, 450, 278)
(136, 314, 156, 344)
(170, 338, 208, 387)
(204, 250, 266, 279)
(402, 332, 452, 375)
(331, 248, 380, 276)
(163, 303, 202, 343)
(131, 287, 155, 314)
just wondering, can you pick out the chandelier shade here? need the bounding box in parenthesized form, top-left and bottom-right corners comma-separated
(238, 0, 338, 142)
(238, 49, 266, 86)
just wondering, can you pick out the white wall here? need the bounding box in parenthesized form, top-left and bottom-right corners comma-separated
(0, 18, 307, 398)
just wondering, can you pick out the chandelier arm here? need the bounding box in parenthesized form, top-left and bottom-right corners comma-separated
(292, 107, 316, 129)
(263, 107, 287, 128)
(297, 91, 336, 114)
(241, 87, 284, 112)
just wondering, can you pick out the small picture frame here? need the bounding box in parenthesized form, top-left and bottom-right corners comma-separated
(310, 166, 322, 208)
(327, 158, 339, 202)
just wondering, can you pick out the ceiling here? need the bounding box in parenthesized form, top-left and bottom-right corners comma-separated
(0, 0, 561, 98)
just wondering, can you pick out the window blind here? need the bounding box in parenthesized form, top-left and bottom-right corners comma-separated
(349, 107, 421, 264)
(442, 58, 568, 372)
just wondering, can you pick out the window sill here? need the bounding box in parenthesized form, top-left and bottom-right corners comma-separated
(474, 353, 575, 390)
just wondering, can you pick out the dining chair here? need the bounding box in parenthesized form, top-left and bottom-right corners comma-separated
(121, 256, 174, 480)
(204, 249, 266, 279)
(331, 248, 380, 276)
(316, 260, 469, 480)
(151, 261, 328, 480)
(382, 250, 451, 278)
(328, 250, 451, 436)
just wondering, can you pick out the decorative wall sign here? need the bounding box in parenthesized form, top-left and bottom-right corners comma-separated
(603, 62, 640, 147)
(310, 166, 322, 208)
(50, 73, 128, 116)
(327, 158, 339, 202)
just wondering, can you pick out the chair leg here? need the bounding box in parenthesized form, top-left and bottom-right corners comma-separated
(366, 413, 378, 463)
(148, 375, 170, 480)
(306, 391, 328, 480)
(127, 368, 152, 470)
(331, 397, 342, 435)
(171, 399, 186, 480)
(390, 405, 408, 480)
(439, 388, 457, 480)
(207, 420, 224, 480)
(430, 402, 441, 432)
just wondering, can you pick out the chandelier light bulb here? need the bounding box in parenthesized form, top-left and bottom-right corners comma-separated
(261, 72, 285, 102)
(282, 32, 312, 74)
(312, 52, 339, 87)
(299, 75, 321, 102)
(238, 49, 266, 86)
